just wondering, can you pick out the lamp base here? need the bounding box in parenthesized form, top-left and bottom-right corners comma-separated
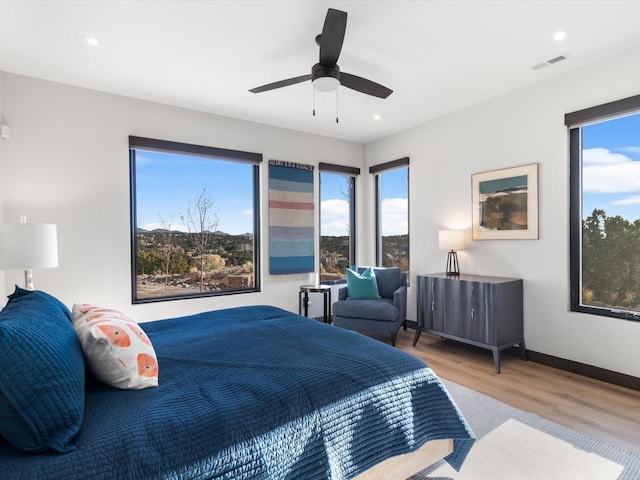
(24, 269, 35, 291)
(445, 251, 460, 276)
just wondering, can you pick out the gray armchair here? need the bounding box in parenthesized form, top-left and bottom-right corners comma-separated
(332, 267, 407, 346)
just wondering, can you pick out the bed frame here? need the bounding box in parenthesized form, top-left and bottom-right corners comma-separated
(356, 439, 454, 479)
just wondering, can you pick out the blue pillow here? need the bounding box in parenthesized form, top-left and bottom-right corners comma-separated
(372, 267, 403, 299)
(0, 286, 85, 453)
(346, 267, 381, 299)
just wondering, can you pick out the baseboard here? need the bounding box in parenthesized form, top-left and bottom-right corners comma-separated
(407, 322, 640, 392)
(526, 350, 640, 392)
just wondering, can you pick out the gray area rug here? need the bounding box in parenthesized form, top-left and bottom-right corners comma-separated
(411, 379, 640, 480)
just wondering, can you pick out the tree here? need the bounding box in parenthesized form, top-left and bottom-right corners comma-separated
(137, 248, 164, 275)
(582, 208, 640, 311)
(158, 213, 176, 286)
(338, 174, 353, 238)
(582, 209, 607, 304)
(168, 251, 192, 275)
(182, 189, 219, 291)
(604, 214, 640, 308)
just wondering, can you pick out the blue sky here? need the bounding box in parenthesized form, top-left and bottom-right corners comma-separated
(135, 150, 254, 234)
(136, 150, 409, 236)
(582, 113, 640, 221)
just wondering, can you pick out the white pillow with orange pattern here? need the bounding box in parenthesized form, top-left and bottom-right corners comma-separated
(72, 304, 159, 389)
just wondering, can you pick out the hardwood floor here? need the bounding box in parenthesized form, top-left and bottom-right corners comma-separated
(395, 328, 640, 456)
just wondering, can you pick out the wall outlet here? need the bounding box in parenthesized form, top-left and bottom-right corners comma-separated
(0, 125, 10, 139)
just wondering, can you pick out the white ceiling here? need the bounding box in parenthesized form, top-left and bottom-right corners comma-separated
(2, 1, 640, 144)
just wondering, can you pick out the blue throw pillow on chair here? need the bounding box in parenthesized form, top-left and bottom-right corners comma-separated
(346, 267, 381, 299)
(372, 267, 403, 299)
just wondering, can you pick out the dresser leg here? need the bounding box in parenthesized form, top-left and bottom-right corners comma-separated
(412, 329, 422, 346)
(492, 347, 501, 374)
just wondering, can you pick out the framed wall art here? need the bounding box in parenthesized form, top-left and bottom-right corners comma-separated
(472, 163, 538, 240)
(268, 160, 315, 274)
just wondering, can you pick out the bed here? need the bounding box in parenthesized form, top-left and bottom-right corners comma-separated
(0, 298, 474, 479)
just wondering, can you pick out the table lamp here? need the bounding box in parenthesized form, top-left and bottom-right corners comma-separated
(0, 217, 58, 290)
(438, 229, 465, 276)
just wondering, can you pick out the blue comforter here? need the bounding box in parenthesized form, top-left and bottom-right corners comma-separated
(0, 305, 474, 479)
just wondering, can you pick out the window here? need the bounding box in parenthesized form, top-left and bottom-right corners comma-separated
(370, 158, 409, 277)
(319, 163, 359, 282)
(567, 94, 640, 321)
(129, 136, 261, 303)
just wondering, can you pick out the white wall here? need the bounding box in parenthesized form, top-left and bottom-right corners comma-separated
(366, 44, 640, 378)
(0, 74, 4, 299)
(0, 73, 364, 322)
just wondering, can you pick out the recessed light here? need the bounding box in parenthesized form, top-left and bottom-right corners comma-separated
(84, 36, 99, 47)
(553, 31, 567, 42)
(373, 114, 382, 121)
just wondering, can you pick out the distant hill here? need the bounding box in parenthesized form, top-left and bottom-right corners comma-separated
(137, 228, 239, 235)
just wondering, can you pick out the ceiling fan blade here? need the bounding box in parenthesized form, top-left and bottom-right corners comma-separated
(249, 74, 311, 93)
(318, 8, 347, 67)
(340, 72, 393, 99)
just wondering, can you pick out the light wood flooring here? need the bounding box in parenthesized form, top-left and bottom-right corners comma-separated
(394, 328, 640, 456)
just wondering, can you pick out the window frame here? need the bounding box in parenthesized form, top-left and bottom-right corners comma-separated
(318, 162, 359, 283)
(370, 157, 410, 273)
(566, 94, 640, 321)
(129, 136, 262, 304)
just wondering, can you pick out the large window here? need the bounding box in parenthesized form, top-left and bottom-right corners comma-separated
(129, 136, 261, 303)
(319, 163, 359, 282)
(370, 158, 409, 276)
(567, 95, 640, 321)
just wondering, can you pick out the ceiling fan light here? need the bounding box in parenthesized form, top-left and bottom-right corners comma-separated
(313, 76, 340, 92)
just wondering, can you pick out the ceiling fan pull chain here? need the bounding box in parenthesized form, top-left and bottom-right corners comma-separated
(312, 87, 316, 117)
(336, 89, 339, 124)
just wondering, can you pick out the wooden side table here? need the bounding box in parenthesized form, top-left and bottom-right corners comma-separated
(298, 285, 332, 324)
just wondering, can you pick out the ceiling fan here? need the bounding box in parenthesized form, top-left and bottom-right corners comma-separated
(249, 8, 393, 99)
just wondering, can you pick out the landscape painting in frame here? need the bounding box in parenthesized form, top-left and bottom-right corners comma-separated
(472, 163, 539, 240)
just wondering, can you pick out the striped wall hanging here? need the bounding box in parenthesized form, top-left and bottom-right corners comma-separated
(268, 160, 315, 275)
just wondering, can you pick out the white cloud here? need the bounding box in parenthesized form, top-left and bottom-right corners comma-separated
(618, 146, 640, 154)
(583, 148, 640, 193)
(583, 148, 630, 165)
(320, 197, 408, 236)
(381, 197, 408, 235)
(611, 195, 640, 206)
(321, 199, 350, 236)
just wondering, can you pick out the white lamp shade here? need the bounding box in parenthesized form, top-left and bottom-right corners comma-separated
(438, 230, 465, 251)
(0, 223, 58, 271)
